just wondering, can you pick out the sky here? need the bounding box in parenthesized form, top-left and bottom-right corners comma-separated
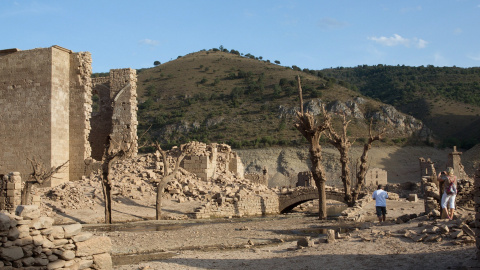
(1, 0, 479, 73)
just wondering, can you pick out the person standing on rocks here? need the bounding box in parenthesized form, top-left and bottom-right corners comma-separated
(438, 167, 457, 220)
(372, 184, 388, 223)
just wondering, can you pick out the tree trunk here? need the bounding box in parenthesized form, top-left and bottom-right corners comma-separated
(156, 182, 167, 220)
(101, 167, 112, 224)
(309, 135, 327, 220)
(339, 149, 353, 206)
(21, 182, 32, 205)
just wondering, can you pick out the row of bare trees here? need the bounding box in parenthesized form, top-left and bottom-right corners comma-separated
(295, 76, 384, 219)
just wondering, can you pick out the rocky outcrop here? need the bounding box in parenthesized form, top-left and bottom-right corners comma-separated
(278, 98, 430, 138)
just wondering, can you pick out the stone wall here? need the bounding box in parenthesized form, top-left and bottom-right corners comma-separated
(420, 147, 475, 215)
(364, 168, 388, 187)
(0, 205, 112, 269)
(0, 46, 79, 186)
(474, 165, 480, 260)
(244, 167, 268, 186)
(89, 69, 138, 161)
(181, 143, 244, 181)
(193, 193, 279, 219)
(0, 173, 22, 212)
(296, 171, 314, 187)
(0, 46, 138, 186)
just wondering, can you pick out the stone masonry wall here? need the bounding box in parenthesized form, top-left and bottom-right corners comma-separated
(364, 168, 388, 187)
(1, 47, 57, 184)
(193, 193, 279, 219)
(0, 46, 93, 186)
(474, 164, 480, 260)
(0, 173, 22, 212)
(68, 52, 93, 182)
(89, 69, 138, 161)
(0, 205, 112, 269)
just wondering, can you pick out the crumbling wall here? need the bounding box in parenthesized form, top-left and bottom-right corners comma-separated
(245, 167, 268, 186)
(475, 165, 480, 260)
(296, 171, 314, 187)
(447, 146, 470, 180)
(1, 46, 139, 188)
(181, 143, 244, 181)
(89, 69, 138, 161)
(421, 147, 475, 214)
(0, 205, 112, 269)
(0, 172, 22, 212)
(364, 168, 387, 187)
(68, 52, 93, 182)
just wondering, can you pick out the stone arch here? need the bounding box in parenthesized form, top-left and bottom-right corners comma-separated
(278, 187, 346, 213)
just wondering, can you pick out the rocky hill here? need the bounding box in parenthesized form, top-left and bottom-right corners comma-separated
(127, 49, 433, 150)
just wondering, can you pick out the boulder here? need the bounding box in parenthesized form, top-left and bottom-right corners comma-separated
(297, 237, 314, 247)
(75, 236, 112, 256)
(0, 246, 24, 261)
(63, 223, 82, 238)
(0, 213, 11, 230)
(15, 205, 40, 220)
(93, 253, 113, 270)
(31, 217, 54, 230)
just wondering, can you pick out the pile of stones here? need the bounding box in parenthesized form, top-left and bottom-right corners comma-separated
(0, 205, 112, 269)
(38, 142, 279, 219)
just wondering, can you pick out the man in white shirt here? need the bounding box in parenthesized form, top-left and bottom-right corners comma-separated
(372, 184, 388, 223)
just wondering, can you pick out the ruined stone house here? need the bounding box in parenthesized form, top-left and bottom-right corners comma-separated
(0, 45, 137, 186)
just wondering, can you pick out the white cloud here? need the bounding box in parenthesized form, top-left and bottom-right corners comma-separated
(368, 34, 427, 49)
(400, 6, 422, 13)
(139, 39, 159, 46)
(467, 53, 480, 61)
(318, 17, 348, 30)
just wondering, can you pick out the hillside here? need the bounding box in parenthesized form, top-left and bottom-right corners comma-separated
(320, 65, 480, 149)
(130, 49, 429, 150)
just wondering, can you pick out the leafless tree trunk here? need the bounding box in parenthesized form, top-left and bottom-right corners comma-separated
(153, 142, 193, 220)
(100, 134, 135, 224)
(324, 111, 356, 206)
(294, 76, 330, 220)
(352, 120, 385, 202)
(21, 158, 69, 205)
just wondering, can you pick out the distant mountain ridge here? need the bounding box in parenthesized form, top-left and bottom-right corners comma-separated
(94, 49, 480, 150)
(321, 65, 480, 148)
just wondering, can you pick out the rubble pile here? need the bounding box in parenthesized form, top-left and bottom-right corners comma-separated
(38, 141, 280, 219)
(0, 205, 112, 269)
(42, 180, 98, 211)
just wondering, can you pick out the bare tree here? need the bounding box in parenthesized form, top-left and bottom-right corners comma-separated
(324, 111, 355, 206)
(294, 76, 330, 220)
(22, 158, 69, 205)
(352, 120, 385, 202)
(153, 141, 195, 220)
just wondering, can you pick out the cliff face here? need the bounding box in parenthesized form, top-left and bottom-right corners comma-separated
(236, 146, 454, 187)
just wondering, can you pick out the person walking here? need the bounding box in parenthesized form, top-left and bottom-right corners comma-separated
(438, 167, 457, 220)
(372, 184, 389, 223)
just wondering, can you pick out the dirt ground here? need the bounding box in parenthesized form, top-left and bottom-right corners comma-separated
(66, 198, 479, 270)
(38, 144, 480, 269)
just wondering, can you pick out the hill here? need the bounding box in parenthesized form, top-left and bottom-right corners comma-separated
(129, 49, 428, 150)
(320, 65, 480, 149)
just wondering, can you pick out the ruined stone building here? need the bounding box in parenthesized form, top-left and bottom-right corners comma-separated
(0, 46, 137, 187)
(364, 168, 388, 187)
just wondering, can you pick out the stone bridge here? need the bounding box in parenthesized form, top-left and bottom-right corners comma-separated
(278, 186, 345, 213)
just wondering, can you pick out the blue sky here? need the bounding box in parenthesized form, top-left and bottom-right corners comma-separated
(1, 0, 479, 73)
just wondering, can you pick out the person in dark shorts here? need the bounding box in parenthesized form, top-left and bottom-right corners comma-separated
(372, 184, 389, 223)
